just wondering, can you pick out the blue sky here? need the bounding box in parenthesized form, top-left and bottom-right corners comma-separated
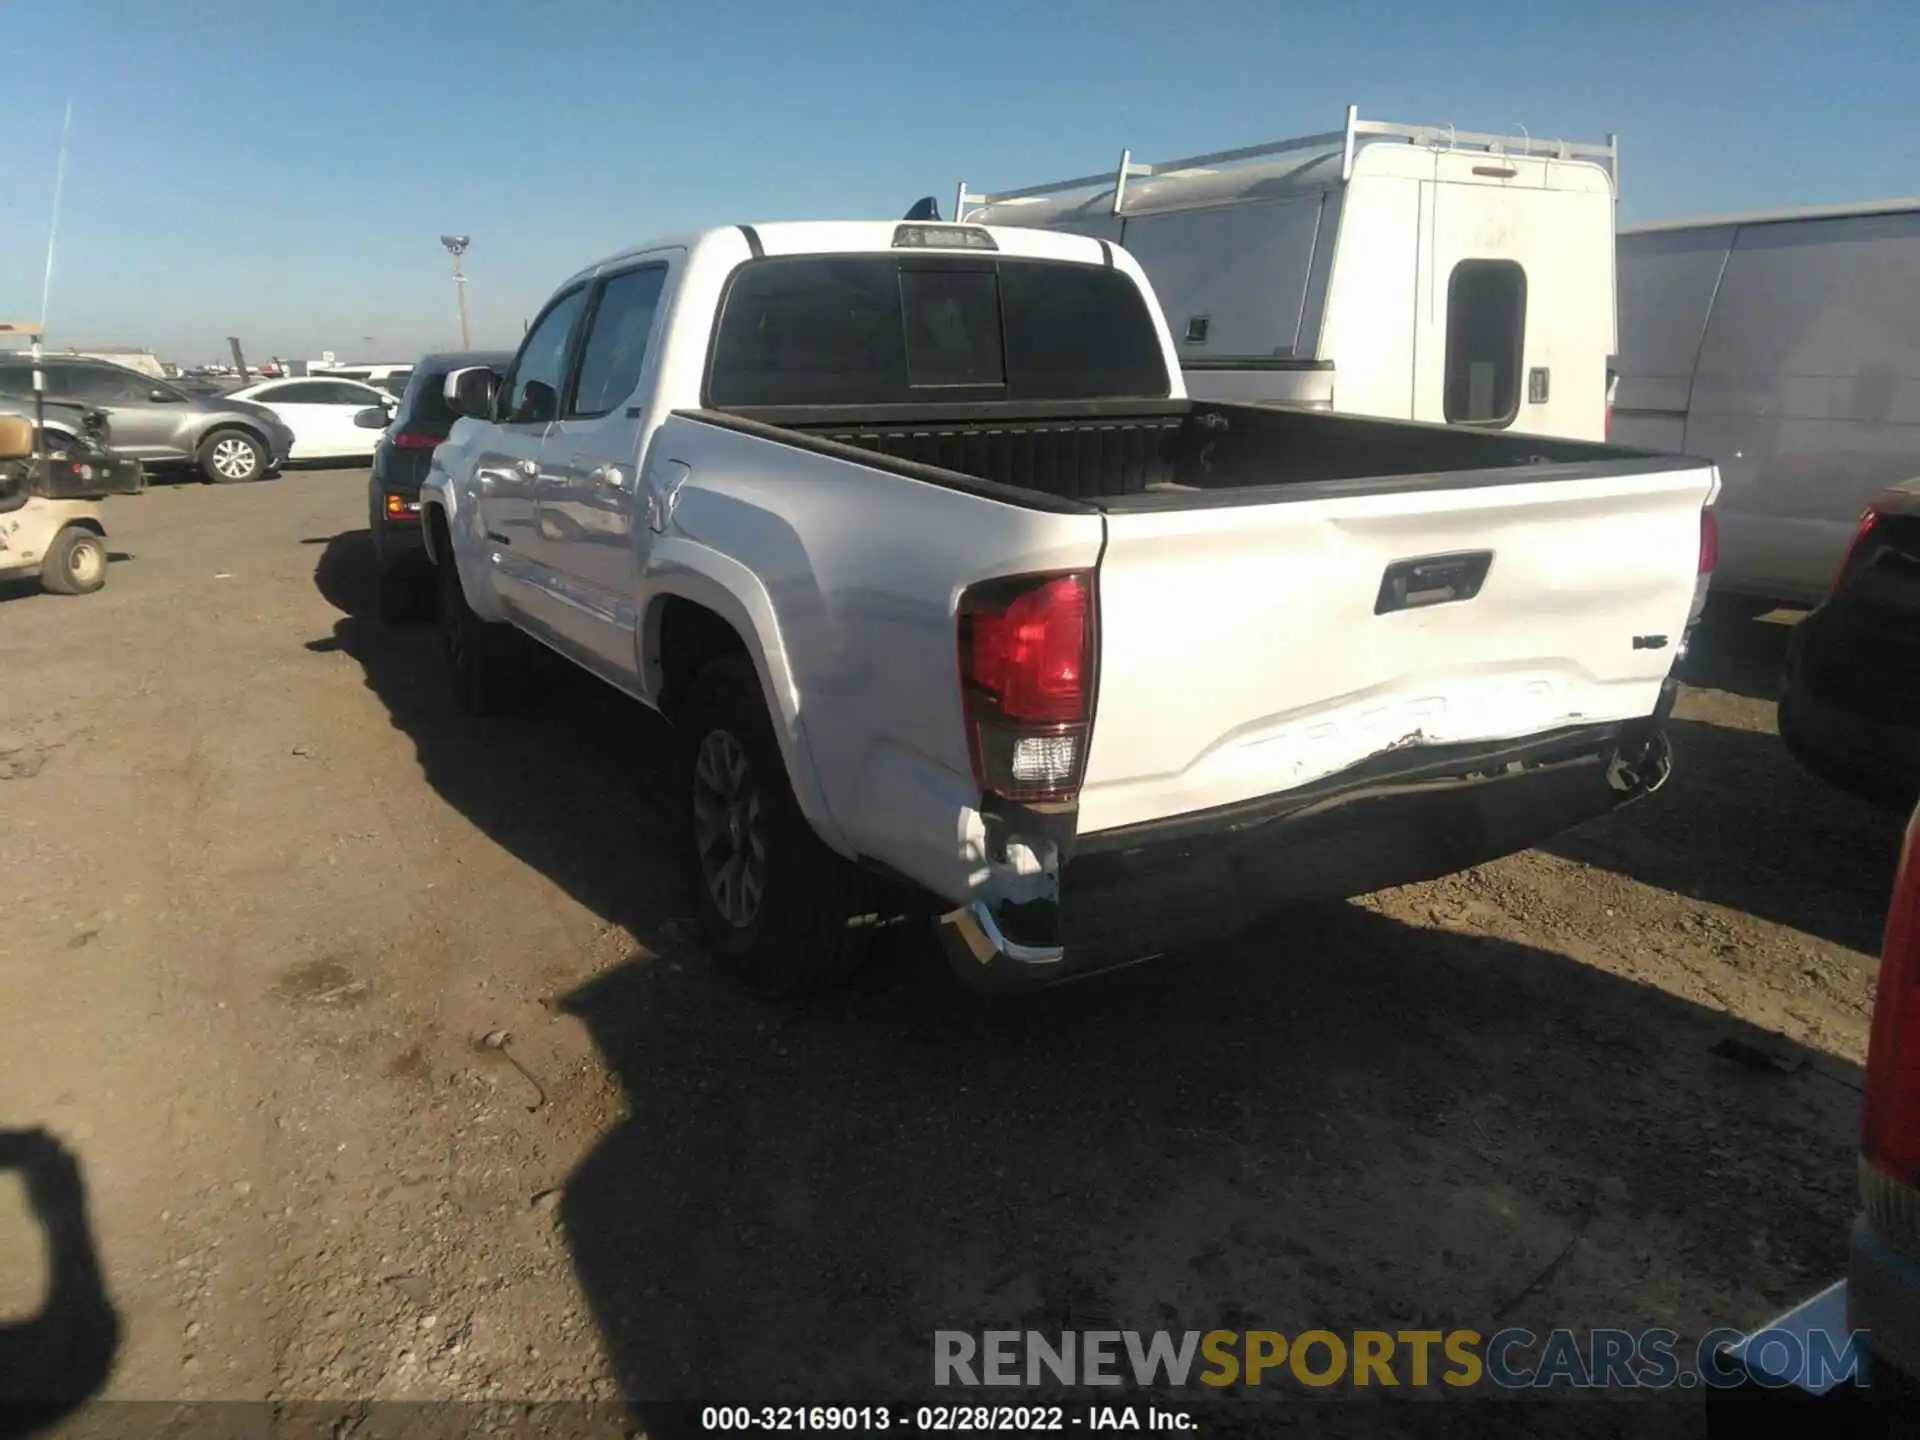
(1, 0, 1913, 363)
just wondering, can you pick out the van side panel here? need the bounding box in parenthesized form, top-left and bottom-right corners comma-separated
(1123, 195, 1326, 361)
(1613, 226, 1736, 427)
(1685, 211, 1920, 601)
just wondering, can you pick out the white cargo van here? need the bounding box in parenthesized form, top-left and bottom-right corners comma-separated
(951, 106, 1621, 441)
(1613, 199, 1920, 607)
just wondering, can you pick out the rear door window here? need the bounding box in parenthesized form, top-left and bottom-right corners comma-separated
(570, 266, 669, 417)
(399, 368, 460, 429)
(59, 365, 150, 404)
(1443, 260, 1527, 426)
(257, 381, 333, 404)
(707, 255, 1169, 407)
(310, 381, 382, 407)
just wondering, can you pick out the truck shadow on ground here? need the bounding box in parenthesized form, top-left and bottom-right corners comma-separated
(310, 531, 1861, 1435)
(1543, 714, 1905, 954)
(1542, 603, 1906, 951)
(1674, 603, 1801, 705)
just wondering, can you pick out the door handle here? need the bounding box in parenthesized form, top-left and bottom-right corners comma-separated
(516, 458, 539, 477)
(591, 464, 633, 494)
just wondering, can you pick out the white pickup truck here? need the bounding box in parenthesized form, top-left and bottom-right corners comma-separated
(419, 219, 1720, 994)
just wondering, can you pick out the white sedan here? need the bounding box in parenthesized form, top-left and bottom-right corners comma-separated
(227, 377, 395, 461)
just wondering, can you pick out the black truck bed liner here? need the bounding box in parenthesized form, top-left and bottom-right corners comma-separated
(701, 399, 1671, 510)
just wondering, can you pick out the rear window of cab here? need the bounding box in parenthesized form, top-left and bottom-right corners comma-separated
(705, 255, 1171, 408)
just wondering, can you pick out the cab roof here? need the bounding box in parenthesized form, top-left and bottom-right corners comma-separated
(562, 221, 1117, 291)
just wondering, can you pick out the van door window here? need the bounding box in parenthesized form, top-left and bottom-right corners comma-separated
(1443, 260, 1527, 426)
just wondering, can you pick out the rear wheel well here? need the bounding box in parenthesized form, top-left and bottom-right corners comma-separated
(655, 597, 749, 721)
(201, 422, 270, 451)
(423, 502, 450, 563)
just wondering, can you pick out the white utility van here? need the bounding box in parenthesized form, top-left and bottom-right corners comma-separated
(951, 106, 1621, 442)
(1613, 198, 1920, 607)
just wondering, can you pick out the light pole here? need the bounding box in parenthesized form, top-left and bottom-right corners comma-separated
(441, 235, 471, 348)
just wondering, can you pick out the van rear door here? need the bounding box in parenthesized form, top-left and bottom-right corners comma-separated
(1414, 155, 1616, 442)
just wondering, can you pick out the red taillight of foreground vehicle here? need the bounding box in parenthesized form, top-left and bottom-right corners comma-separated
(392, 431, 442, 449)
(1699, 506, 1719, 575)
(1863, 805, 1920, 1188)
(957, 571, 1096, 803)
(1835, 507, 1884, 590)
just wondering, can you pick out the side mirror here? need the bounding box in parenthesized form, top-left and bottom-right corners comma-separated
(352, 407, 389, 429)
(444, 366, 499, 421)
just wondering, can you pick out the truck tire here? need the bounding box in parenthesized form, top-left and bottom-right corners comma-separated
(436, 554, 535, 715)
(680, 657, 876, 994)
(41, 526, 108, 595)
(198, 429, 266, 484)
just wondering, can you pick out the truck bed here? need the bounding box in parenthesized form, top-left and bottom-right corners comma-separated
(695, 400, 1669, 509)
(677, 398, 1715, 839)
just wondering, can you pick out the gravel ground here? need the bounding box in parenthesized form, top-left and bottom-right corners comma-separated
(0, 471, 1905, 1435)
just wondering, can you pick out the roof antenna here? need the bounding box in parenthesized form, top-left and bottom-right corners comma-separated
(903, 196, 942, 222)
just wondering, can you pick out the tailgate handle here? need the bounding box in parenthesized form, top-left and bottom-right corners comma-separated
(1374, 551, 1493, 615)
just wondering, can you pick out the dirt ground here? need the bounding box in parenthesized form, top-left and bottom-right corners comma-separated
(0, 471, 1907, 1433)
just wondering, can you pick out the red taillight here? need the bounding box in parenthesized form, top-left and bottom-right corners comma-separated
(393, 431, 441, 449)
(957, 571, 1095, 803)
(1863, 806, 1920, 1187)
(1699, 507, 1718, 575)
(1835, 507, 1883, 590)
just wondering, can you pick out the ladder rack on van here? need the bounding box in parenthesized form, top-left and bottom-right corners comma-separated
(953, 105, 1620, 221)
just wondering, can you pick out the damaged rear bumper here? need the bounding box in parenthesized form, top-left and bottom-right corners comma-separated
(938, 714, 1673, 991)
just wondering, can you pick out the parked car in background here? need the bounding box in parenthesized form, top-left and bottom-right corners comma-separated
(228, 376, 395, 462)
(0, 356, 293, 484)
(420, 219, 1717, 996)
(314, 362, 415, 400)
(1705, 800, 1920, 1433)
(1777, 479, 1920, 811)
(368, 349, 511, 622)
(1614, 199, 1920, 609)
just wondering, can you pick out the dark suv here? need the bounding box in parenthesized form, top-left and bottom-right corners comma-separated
(368, 349, 511, 621)
(1779, 481, 1920, 811)
(0, 357, 294, 484)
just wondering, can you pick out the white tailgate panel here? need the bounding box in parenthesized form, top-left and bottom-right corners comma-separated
(1078, 465, 1716, 834)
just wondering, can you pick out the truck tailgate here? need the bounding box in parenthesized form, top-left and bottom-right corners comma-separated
(1078, 462, 1717, 835)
